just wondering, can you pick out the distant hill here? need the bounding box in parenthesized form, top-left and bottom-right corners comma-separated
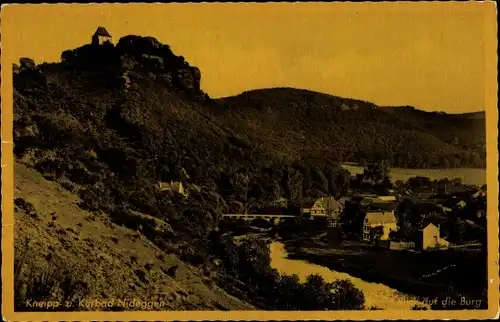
(212, 88, 485, 168)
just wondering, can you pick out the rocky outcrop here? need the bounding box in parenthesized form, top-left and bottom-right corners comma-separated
(18, 34, 208, 100)
(19, 57, 36, 71)
(174, 66, 201, 91)
(114, 35, 204, 95)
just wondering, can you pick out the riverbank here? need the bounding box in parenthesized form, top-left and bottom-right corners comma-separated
(269, 241, 428, 310)
(281, 238, 487, 310)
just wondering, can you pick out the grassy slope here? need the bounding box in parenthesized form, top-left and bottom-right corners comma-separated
(14, 161, 253, 311)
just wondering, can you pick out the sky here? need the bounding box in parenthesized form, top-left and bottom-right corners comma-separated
(1, 3, 495, 113)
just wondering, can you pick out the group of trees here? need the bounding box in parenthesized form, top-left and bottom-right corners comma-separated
(210, 235, 365, 310)
(393, 195, 486, 245)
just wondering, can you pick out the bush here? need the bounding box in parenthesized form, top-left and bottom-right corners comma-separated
(14, 198, 36, 216)
(79, 186, 114, 212)
(328, 279, 365, 310)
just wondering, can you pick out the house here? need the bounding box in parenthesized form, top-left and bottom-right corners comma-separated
(311, 197, 343, 218)
(437, 204, 453, 213)
(414, 223, 449, 250)
(404, 189, 415, 196)
(157, 181, 186, 197)
(376, 195, 397, 203)
(455, 200, 467, 209)
(300, 199, 315, 216)
(171, 182, 185, 196)
(472, 190, 486, 199)
(378, 240, 415, 251)
(362, 211, 397, 242)
(301, 197, 343, 224)
(272, 197, 288, 209)
(92, 26, 112, 45)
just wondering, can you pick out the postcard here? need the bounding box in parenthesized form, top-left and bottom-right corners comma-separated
(1, 2, 498, 321)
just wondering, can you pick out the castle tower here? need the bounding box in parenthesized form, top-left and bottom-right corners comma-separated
(91, 26, 112, 45)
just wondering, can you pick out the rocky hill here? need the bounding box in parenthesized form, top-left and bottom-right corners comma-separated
(11, 33, 485, 310)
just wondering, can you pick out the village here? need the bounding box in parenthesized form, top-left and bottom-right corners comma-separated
(296, 180, 486, 252)
(218, 169, 487, 254)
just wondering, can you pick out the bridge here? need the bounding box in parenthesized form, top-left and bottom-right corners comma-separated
(221, 214, 301, 225)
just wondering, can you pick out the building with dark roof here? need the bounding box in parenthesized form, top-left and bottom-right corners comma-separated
(92, 26, 112, 45)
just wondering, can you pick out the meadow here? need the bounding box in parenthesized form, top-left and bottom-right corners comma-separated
(342, 164, 486, 187)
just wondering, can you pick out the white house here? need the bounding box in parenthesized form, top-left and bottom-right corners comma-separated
(158, 181, 186, 197)
(362, 211, 397, 242)
(415, 223, 450, 250)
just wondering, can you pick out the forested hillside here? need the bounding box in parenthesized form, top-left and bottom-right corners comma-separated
(213, 89, 485, 169)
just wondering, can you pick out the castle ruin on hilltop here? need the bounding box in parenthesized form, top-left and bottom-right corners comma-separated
(92, 26, 112, 45)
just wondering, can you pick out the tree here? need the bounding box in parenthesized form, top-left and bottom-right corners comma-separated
(362, 160, 390, 184)
(329, 279, 365, 310)
(275, 274, 303, 309)
(335, 168, 351, 196)
(236, 237, 271, 283)
(311, 167, 328, 193)
(372, 226, 384, 244)
(19, 57, 36, 70)
(396, 199, 415, 235)
(440, 155, 451, 168)
(301, 274, 332, 309)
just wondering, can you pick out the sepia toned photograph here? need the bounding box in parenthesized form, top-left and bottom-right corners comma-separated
(1, 2, 498, 320)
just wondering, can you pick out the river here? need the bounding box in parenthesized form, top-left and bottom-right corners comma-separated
(269, 241, 429, 310)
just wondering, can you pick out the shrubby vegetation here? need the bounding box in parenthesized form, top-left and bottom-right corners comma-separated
(210, 235, 365, 310)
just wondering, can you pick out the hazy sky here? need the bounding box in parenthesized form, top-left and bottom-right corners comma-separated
(2, 3, 494, 112)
